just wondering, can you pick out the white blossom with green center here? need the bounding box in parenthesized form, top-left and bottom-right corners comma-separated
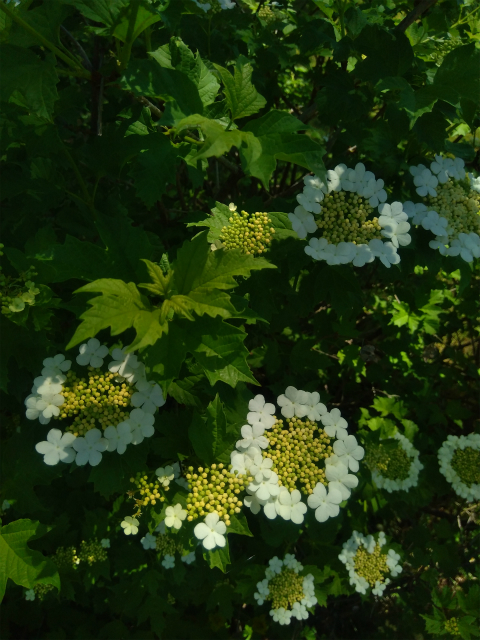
(339, 531, 402, 597)
(232, 387, 364, 525)
(438, 433, 480, 502)
(365, 432, 423, 493)
(253, 554, 317, 625)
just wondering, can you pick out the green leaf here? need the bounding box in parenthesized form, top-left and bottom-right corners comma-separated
(67, 279, 167, 351)
(68, 0, 129, 26)
(188, 394, 237, 463)
(0, 45, 59, 121)
(421, 615, 446, 636)
(205, 543, 231, 573)
(175, 114, 254, 161)
(0, 519, 60, 602)
(432, 44, 480, 106)
(241, 109, 307, 136)
(227, 512, 253, 537)
(8, 3, 70, 48)
(113, 3, 162, 43)
(130, 135, 180, 207)
(213, 60, 266, 120)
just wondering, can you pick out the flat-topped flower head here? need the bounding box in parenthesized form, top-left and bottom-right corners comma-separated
(365, 433, 423, 493)
(194, 512, 227, 550)
(220, 209, 274, 255)
(438, 433, 480, 502)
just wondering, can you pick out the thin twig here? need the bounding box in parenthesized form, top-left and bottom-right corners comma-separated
(60, 25, 93, 70)
(396, 0, 438, 32)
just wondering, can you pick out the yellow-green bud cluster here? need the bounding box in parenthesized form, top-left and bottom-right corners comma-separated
(33, 583, 55, 601)
(156, 534, 183, 557)
(130, 472, 165, 507)
(267, 569, 305, 610)
(185, 464, 251, 527)
(0, 260, 39, 317)
(427, 180, 480, 238)
(354, 542, 389, 587)
(60, 369, 133, 436)
(451, 448, 480, 487)
(316, 191, 382, 244)
(444, 617, 460, 637)
(53, 546, 80, 571)
(78, 539, 108, 566)
(167, 593, 176, 605)
(220, 209, 275, 255)
(364, 441, 411, 481)
(263, 417, 332, 494)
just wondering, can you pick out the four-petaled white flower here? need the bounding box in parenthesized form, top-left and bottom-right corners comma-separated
(277, 386, 309, 419)
(127, 408, 155, 445)
(100, 538, 110, 548)
(35, 429, 76, 466)
(194, 512, 227, 550)
(25, 589, 35, 601)
(302, 392, 327, 421)
(76, 338, 109, 368)
(378, 202, 408, 225)
(249, 453, 274, 483)
(248, 471, 281, 501)
(320, 408, 348, 439)
(288, 207, 317, 239)
(156, 465, 175, 487)
(161, 554, 175, 569)
(368, 239, 400, 268)
(307, 483, 342, 522)
(121, 516, 139, 535)
(41, 354, 71, 378)
(181, 551, 196, 564)
(72, 428, 107, 466)
(108, 348, 145, 384)
(276, 488, 308, 524)
(410, 165, 438, 197)
(104, 422, 132, 455)
(247, 394, 276, 429)
(165, 503, 187, 530)
(325, 459, 359, 500)
(131, 380, 165, 414)
(333, 435, 365, 472)
(236, 423, 269, 451)
(230, 448, 256, 476)
(141, 533, 157, 550)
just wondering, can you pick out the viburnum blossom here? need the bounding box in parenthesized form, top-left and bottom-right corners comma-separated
(288, 207, 317, 239)
(127, 408, 155, 445)
(277, 386, 309, 419)
(73, 428, 107, 466)
(307, 483, 342, 522)
(325, 460, 359, 500)
(161, 554, 175, 569)
(103, 422, 132, 454)
(35, 429, 76, 466)
(41, 354, 71, 378)
(368, 239, 400, 268)
(410, 165, 438, 197)
(193, 512, 227, 550)
(25, 395, 51, 424)
(248, 471, 281, 501)
(333, 435, 365, 472)
(320, 408, 348, 439)
(130, 380, 165, 414)
(121, 516, 139, 535)
(247, 394, 276, 429)
(236, 423, 269, 451)
(140, 533, 157, 550)
(108, 348, 145, 384)
(165, 504, 187, 530)
(76, 338, 109, 368)
(276, 488, 308, 524)
(156, 465, 175, 487)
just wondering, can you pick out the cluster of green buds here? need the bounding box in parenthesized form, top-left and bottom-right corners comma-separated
(220, 204, 275, 255)
(185, 463, 251, 527)
(263, 417, 332, 494)
(33, 583, 55, 601)
(427, 180, 480, 238)
(451, 448, 480, 487)
(267, 569, 305, 610)
(167, 593, 176, 605)
(60, 369, 133, 436)
(316, 191, 382, 245)
(156, 534, 183, 558)
(53, 546, 80, 571)
(444, 617, 460, 637)
(354, 541, 389, 587)
(0, 255, 40, 317)
(431, 37, 462, 64)
(129, 472, 165, 509)
(364, 441, 411, 481)
(78, 539, 108, 566)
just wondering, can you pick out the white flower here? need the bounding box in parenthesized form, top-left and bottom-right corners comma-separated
(386, 549, 402, 576)
(268, 556, 283, 574)
(270, 607, 292, 625)
(193, 0, 211, 11)
(468, 172, 480, 193)
(76, 338, 109, 368)
(161, 554, 175, 569)
(320, 408, 348, 439)
(307, 483, 342, 522)
(35, 429, 76, 466)
(322, 241, 357, 265)
(326, 165, 346, 192)
(305, 237, 329, 261)
(358, 177, 387, 208)
(155, 521, 166, 534)
(410, 165, 438, 197)
(181, 551, 196, 564)
(403, 200, 427, 220)
(277, 386, 309, 419)
(2, 500, 10, 510)
(297, 180, 325, 214)
(130, 380, 165, 414)
(103, 422, 132, 455)
(420, 210, 449, 236)
(283, 553, 303, 572)
(244, 490, 264, 515)
(41, 354, 71, 378)
(249, 452, 274, 483)
(165, 503, 187, 530)
(35, 392, 65, 419)
(141, 533, 157, 550)
(100, 538, 110, 548)
(368, 239, 400, 268)
(380, 219, 411, 248)
(292, 602, 309, 621)
(325, 460, 359, 500)
(430, 155, 466, 183)
(333, 435, 365, 472)
(120, 516, 139, 535)
(378, 202, 408, 224)
(156, 465, 175, 487)
(25, 589, 35, 601)
(72, 428, 107, 466)
(25, 394, 51, 424)
(193, 512, 227, 550)
(247, 394, 276, 429)
(352, 243, 374, 267)
(288, 207, 317, 239)
(127, 408, 155, 445)
(276, 488, 307, 524)
(248, 471, 281, 501)
(236, 423, 269, 451)
(457, 232, 480, 262)
(218, 0, 235, 8)
(372, 580, 388, 596)
(301, 391, 327, 421)
(108, 348, 145, 384)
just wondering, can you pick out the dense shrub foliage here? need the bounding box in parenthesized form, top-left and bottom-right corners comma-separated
(0, 0, 479, 638)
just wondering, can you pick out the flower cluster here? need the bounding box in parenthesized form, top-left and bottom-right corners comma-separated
(254, 554, 317, 626)
(53, 546, 81, 571)
(186, 463, 250, 527)
(407, 156, 480, 262)
(339, 531, 402, 596)
(31, 344, 165, 467)
(219, 204, 275, 255)
(192, 0, 235, 12)
(291, 164, 411, 268)
(438, 433, 480, 502)
(0, 259, 40, 317)
(365, 432, 423, 492)
(78, 539, 108, 565)
(233, 389, 364, 524)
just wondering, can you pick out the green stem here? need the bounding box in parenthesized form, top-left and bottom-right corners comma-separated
(144, 25, 152, 53)
(184, 135, 203, 145)
(336, 0, 346, 38)
(450, 4, 480, 28)
(59, 139, 95, 216)
(92, 176, 101, 207)
(0, 1, 90, 78)
(119, 0, 140, 71)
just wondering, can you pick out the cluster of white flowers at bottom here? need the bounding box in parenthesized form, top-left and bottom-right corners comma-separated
(339, 531, 402, 597)
(232, 387, 364, 527)
(370, 433, 424, 493)
(437, 433, 480, 502)
(254, 554, 317, 625)
(192, 0, 235, 12)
